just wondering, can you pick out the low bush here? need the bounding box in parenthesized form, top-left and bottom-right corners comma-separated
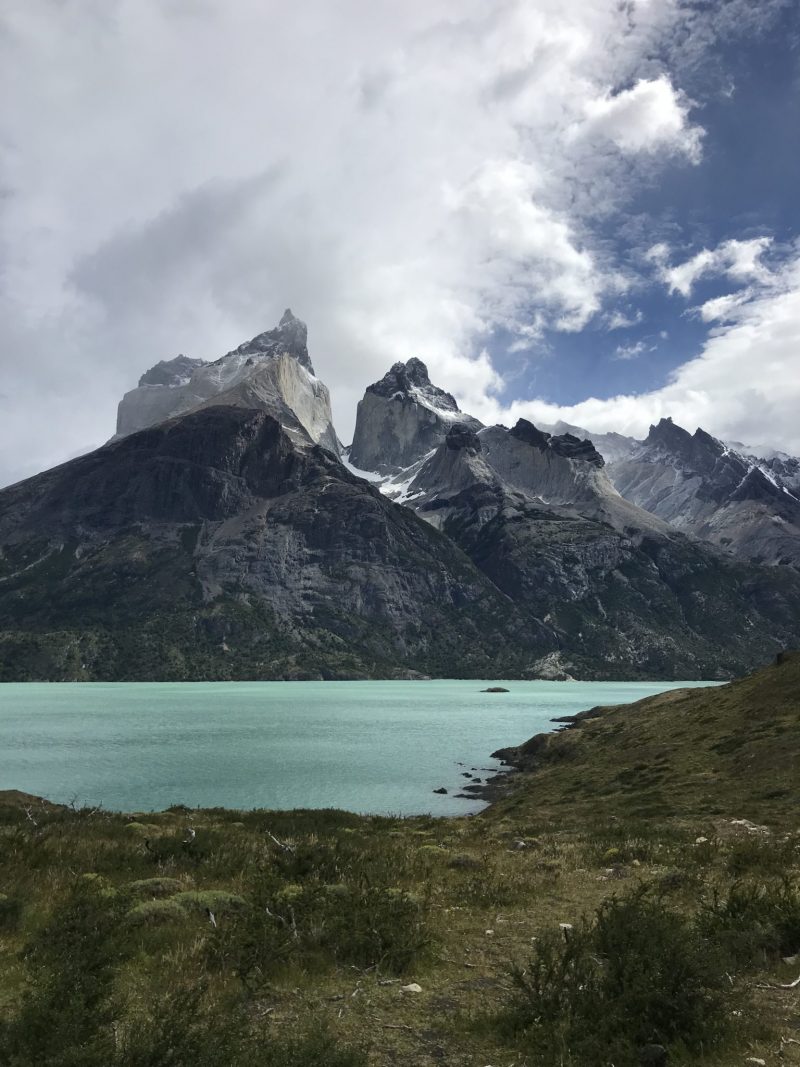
(0, 878, 128, 1066)
(697, 879, 800, 967)
(126, 898, 186, 927)
(500, 887, 728, 1066)
(121, 981, 367, 1067)
(0, 892, 23, 931)
(725, 835, 798, 878)
(209, 878, 430, 985)
(126, 876, 186, 898)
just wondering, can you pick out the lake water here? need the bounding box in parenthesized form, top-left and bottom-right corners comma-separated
(0, 680, 716, 816)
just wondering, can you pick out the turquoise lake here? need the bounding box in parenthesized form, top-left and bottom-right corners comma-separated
(0, 680, 717, 815)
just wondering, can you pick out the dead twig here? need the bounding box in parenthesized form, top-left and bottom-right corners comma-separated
(264, 829, 295, 853)
(368, 1017, 416, 1032)
(757, 973, 800, 990)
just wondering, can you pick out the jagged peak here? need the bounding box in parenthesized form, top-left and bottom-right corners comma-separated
(510, 419, 604, 467)
(227, 309, 313, 373)
(549, 433, 605, 468)
(138, 354, 207, 389)
(646, 416, 692, 448)
(367, 358, 459, 412)
(445, 423, 482, 454)
(693, 427, 725, 455)
(645, 418, 728, 468)
(510, 419, 551, 451)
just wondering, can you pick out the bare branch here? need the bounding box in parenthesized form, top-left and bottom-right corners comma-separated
(264, 829, 294, 853)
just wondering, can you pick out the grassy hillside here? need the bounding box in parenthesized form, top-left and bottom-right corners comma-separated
(0, 654, 798, 1066)
(492, 649, 800, 827)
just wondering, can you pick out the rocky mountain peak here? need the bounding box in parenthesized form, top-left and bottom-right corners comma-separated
(510, 419, 604, 467)
(367, 358, 458, 412)
(510, 419, 552, 452)
(228, 309, 312, 373)
(646, 416, 692, 451)
(549, 433, 605, 468)
(445, 423, 482, 454)
(115, 309, 339, 453)
(644, 418, 730, 480)
(349, 359, 481, 474)
(138, 354, 206, 389)
(608, 415, 800, 566)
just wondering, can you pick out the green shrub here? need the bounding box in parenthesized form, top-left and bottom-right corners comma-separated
(697, 879, 800, 967)
(126, 899, 187, 927)
(116, 981, 249, 1067)
(0, 892, 22, 931)
(584, 823, 663, 867)
(126, 876, 185, 898)
(725, 835, 798, 878)
(209, 879, 430, 985)
(118, 982, 367, 1067)
(501, 887, 727, 1066)
(0, 879, 127, 1066)
(173, 889, 248, 916)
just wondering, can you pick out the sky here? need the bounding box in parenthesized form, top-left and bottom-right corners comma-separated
(1, 0, 799, 488)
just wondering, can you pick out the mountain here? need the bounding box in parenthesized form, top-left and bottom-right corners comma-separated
(543, 417, 800, 568)
(348, 357, 482, 475)
(544, 419, 639, 465)
(115, 309, 340, 454)
(2, 326, 800, 682)
(372, 414, 800, 679)
(728, 441, 800, 494)
(0, 404, 550, 681)
(606, 418, 800, 567)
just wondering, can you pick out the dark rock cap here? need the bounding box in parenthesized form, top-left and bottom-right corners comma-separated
(511, 419, 603, 467)
(368, 358, 459, 412)
(228, 308, 313, 373)
(138, 354, 206, 388)
(646, 417, 724, 463)
(510, 418, 552, 451)
(445, 423, 482, 453)
(549, 432, 604, 468)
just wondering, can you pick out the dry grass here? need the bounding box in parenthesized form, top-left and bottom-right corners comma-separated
(0, 653, 799, 1064)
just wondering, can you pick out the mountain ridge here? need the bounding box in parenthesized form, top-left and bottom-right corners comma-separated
(2, 317, 800, 681)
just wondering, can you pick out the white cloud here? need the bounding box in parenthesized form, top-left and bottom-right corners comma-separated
(604, 309, 644, 331)
(576, 76, 703, 160)
(0, 0, 772, 487)
(483, 250, 800, 454)
(657, 237, 774, 297)
(443, 160, 606, 332)
(613, 340, 651, 361)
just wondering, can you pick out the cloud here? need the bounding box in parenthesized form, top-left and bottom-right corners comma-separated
(656, 237, 774, 297)
(442, 160, 608, 332)
(612, 340, 652, 361)
(604, 309, 644, 331)
(480, 249, 800, 454)
(576, 76, 703, 161)
(0, 0, 781, 487)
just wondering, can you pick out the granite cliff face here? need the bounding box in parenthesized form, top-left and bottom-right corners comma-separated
(348, 358, 482, 475)
(115, 310, 340, 454)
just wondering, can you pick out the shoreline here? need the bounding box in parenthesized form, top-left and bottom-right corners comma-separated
(0, 703, 638, 819)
